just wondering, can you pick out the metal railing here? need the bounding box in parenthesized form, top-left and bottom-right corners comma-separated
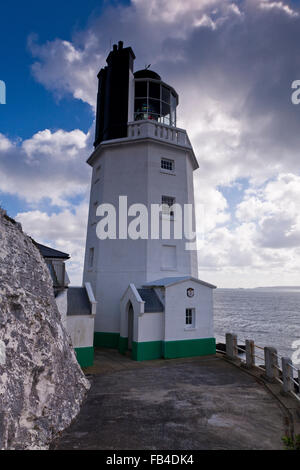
(220, 333, 300, 401)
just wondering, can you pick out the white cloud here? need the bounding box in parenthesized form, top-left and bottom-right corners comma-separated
(0, 128, 92, 206)
(259, 1, 299, 17)
(132, 0, 224, 26)
(4, 0, 300, 286)
(236, 173, 300, 249)
(197, 172, 300, 286)
(0, 134, 13, 152)
(29, 35, 101, 109)
(16, 202, 89, 285)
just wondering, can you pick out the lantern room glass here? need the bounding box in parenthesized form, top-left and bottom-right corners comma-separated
(134, 79, 177, 127)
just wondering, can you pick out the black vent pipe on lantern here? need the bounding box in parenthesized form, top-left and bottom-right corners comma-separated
(94, 41, 135, 147)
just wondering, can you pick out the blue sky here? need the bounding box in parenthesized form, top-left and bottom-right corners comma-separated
(1, 0, 300, 287)
(0, 1, 130, 142)
(0, 0, 127, 220)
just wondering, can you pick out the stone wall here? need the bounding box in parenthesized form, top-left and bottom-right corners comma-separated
(0, 208, 90, 449)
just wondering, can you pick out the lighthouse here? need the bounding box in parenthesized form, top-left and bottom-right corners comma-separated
(83, 41, 216, 361)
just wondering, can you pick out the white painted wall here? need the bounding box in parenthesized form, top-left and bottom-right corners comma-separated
(146, 141, 198, 281)
(164, 279, 214, 342)
(55, 289, 68, 329)
(67, 316, 95, 349)
(137, 312, 164, 342)
(83, 125, 199, 335)
(119, 279, 214, 345)
(55, 284, 96, 349)
(120, 284, 144, 341)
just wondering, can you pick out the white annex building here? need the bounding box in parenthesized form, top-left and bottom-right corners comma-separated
(82, 41, 216, 362)
(34, 242, 96, 368)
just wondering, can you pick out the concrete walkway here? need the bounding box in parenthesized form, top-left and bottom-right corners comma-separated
(51, 349, 288, 450)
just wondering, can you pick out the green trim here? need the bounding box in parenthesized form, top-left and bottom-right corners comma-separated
(131, 338, 215, 361)
(132, 341, 163, 361)
(163, 337, 216, 359)
(94, 332, 120, 348)
(93, 332, 215, 362)
(74, 347, 94, 368)
(118, 336, 128, 355)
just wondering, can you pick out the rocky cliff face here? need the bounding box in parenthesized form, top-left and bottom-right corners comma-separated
(0, 209, 90, 449)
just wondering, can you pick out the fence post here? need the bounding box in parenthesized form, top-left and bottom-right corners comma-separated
(245, 339, 255, 368)
(264, 347, 279, 382)
(226, 333, 238, 360)
(281, 357, 293, 394)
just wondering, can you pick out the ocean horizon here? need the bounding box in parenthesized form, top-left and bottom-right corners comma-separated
(213, 287, 300, 363)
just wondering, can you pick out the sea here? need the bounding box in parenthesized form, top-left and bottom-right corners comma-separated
(213, 288, 300, 364)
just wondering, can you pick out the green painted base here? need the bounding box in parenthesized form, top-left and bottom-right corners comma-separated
(132, 341, 163, 361)
(118, 336, 128, 355)
(94, 332, 120, 348)
(94, 331, 216, 362)
(74, 346, 94, 368)
(131, 338, 215, 361)
(163, 337, 216, 359)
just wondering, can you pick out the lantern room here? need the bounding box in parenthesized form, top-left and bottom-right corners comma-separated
(134, 69, 179, 126)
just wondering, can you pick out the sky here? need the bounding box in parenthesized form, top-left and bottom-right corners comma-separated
(1, 0, 300, 288)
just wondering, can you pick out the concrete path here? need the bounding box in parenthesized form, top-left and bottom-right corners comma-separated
(51, 349, 288, 450)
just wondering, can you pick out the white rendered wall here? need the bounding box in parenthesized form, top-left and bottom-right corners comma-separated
(146, 141, 198, 281)
(83, 133, 199, 334)
(55, 289, 68, 330)
(137, 312, 164, 342)
(120, 284, 144, 342)
(67, 316, 95, 349)
(164, 280, 214, 342)
(120, 286, 164, 343)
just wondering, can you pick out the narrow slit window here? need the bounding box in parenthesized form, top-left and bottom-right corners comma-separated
(88, 248, 94, 268)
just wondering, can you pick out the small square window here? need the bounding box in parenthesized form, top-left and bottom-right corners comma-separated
(161, 158, 174, 172)
(185, 308, 195, 328)
(161, 245, 176, 270)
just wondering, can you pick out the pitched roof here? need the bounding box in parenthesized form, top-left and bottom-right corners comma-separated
(34, 241, 70, 260)
(137, 288, 164, 312)
(143, 276, 216, 289)
(67, 287, 91, 316)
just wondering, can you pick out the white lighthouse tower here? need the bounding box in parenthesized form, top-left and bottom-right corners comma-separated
(83, 42, 216, 361)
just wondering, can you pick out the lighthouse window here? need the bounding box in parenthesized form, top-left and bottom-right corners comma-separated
(88, 248, 94, 268)
(135, 81, 147, 98)
(134, 99, 149, 120)
(149, 81, 160, 99)
(161, 102, 170, 125)
(185, 308, 195, 328)
(161, 245, 177, 269)
(148, 99, 160, 119)
(162, 85, 170, 104)
(161, 159, 174, 171)
(171, 93, 177, 127)
(162, 195, 175, 216)
(134, 79, 177, 127)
